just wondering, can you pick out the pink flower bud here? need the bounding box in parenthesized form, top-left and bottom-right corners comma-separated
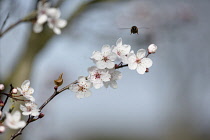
(0, 125, 5, 133)
(0, 84, 4, 90)
(148, 44, 157, 54)
(12, 88, 18, 94)
(38, 113, 45, 118)
(0, 101, 4, 107)
(0, 111, 2, 117)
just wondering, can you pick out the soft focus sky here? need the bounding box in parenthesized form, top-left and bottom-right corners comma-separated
(0, 0, 210, 140)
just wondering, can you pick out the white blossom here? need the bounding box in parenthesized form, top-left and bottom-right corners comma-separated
(5, 111, 26, 129)
(17, 80, 35, 102)
(91, 45, 117, 69)
(0, 125, 5, 133)
(33, 1, 67, 34)
(112, 38, 131, 64)
(47, 16, 67, 34)
(148, 44, 157, 53)
(128, 49, 153, 74)
(104, 69, 122, 89)
(88, 66, 111, 89)
(20, 102, 40, 116)
(69, 76, 92, 99)
(0, 84, 4, 90)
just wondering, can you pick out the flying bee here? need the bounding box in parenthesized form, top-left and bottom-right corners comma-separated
(119, 26, 149, 35)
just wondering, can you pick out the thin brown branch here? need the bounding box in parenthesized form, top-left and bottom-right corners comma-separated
(0, 11, 37, 38)
(0, 19, 23, 37)
(0, 84, 13, 112)
(0, 12, 10, 32)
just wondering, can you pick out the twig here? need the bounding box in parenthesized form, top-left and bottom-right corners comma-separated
(0, 19, 23, 37)
(1, 84, 13, 112)
(0, 11, 37, 38)
(9, 62, 128, 139)
(0, 12, 10, 32)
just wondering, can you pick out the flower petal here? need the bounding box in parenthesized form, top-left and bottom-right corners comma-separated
(136, 49, 146, 59)
(53, 27, 61, 34)
(56, 19, 67, 28)
(20, 104, 27, 112)
(106, 61, 115, 69)
(93, 82, 103, 89)
(128, 62, 137, 70)
(141, 58, 153, 68)
(33, 23, 43, 33)
(110, 80, 118, 89)
(17, 121, 26, 128)
(84, 90, 91, 97)
(13, 111, 21, 122)
(128, 54, 137, 63)
(91, 51, 103, 61)
(137, 64, 146, 74)
(21, 80, 30, 91)
(116, 38, 122, 46)
(47, 8, 60, 18)
(96, 61, 107, 69)
(22, 112, 31, 116)
(101, 45, 111, 56)
(37, 14, 47, 24)
(108, 53, 117, 61)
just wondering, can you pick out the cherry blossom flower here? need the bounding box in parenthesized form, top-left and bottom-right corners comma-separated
(104, 69, 122, 89)
(17, 80, 35, 102)
(47, 16, 67, 34)
(69, 76, 92, 99)
(128, 49, 153, 74)
(112, 38, 131, 64)
(148, 44, 157, 53)
(33, 1, 67, 34)
(91, 45, 117, 69)
(88, 66, 111, 89)
(20, 102, 40, 116)
(5, 111, 26, 129)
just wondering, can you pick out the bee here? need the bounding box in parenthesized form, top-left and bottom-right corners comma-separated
(119, 26, 149, 35)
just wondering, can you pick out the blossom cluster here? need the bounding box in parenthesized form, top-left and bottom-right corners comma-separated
(33, 1, 67, 34)
(0, 81, 40, 131)
(0, 38, 157, 134)
(69, 38, 157, 98)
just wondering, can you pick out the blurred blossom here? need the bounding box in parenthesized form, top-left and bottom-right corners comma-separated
(5, 111, 26, 129)
(0, 84, 4, 90)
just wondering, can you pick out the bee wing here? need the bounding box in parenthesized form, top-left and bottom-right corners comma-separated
(138, 27, 150, 29)
(118, 28, 131, 30)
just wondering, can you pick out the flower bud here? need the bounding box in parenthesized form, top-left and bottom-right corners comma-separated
(54, 73, 63, 87)
(145, 68, 149, 73)
(38, 113, 45, 118)
(12, 88, 18, 94)
(0, 125, 5, 133)
(148, 44, 157, 54)
(0, 111, 2, 117)
(0, 84, 4, 90)
(0, 101, 4, 107)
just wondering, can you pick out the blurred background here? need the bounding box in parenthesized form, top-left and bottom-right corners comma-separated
(0, 0, 210, 140)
